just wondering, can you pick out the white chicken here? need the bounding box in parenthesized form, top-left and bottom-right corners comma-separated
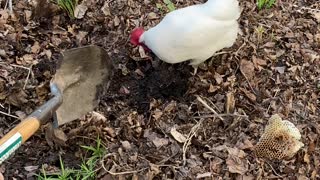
(130, 0, 240, 74)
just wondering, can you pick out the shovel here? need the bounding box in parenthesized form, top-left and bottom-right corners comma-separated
(0, 45, 113, 165)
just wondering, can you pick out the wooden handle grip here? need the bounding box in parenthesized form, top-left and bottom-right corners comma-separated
(0, 117, 40, 164)
(0, 117, 41, 145)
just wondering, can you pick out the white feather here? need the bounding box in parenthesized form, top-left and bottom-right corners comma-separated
(140, 0, 240, 65)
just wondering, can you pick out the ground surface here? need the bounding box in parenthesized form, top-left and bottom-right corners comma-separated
(0, 0, 319, 179)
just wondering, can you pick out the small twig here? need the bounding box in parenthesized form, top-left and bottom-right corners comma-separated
(266, 161, 283, 178)
(234, 41, 246, 56)
(196, 95, 224, 121)
(10, 64, 30, 70)
(4, 0, 8, 9)
(23, 65, 33, 89)
(0, 110, 19, 119)
(214, 51, 229, 56)
(293, 5, 320, 13)
(182, 119, 203, 166)
(266, 89, 280, 114)
(193, 114, 248, 119)
(106, 168, 148, 175)
(7, 64, 34, 90)
(243, 75, 256, 95)
(8, 0, 12, 14)
(101, 161, 148, 175)
(0, 103, 4, 108)
(203, 96, 222, 113)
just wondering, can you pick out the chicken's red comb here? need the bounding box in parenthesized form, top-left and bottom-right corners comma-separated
(130, 28, 145, 45)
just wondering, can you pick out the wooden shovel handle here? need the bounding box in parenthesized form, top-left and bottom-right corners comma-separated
(0, 117, 40, 164)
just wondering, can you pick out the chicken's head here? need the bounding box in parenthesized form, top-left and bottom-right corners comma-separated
(130, 28, 150, 51)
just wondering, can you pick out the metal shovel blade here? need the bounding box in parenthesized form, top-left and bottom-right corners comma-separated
(52, 45, 113, 125)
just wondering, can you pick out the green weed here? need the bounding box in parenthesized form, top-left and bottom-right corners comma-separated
(156, 0, 176, 12)
(257, 0, 276, 10)
(37, 137, 106, 180)
(55, 0, 78, 18)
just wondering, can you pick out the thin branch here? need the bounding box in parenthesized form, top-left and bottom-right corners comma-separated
(101, 161, 148, 175)
(266, 89, 280, 114)
(266, 161, 283, 178)
(182, 119, 203, 166)
(196, 95, 224, 121)
(193, 114, 248, 119)
(0, 111, 19, 119)
(10, 64, 30, 70)
(8, 0, 12, 14)
(23, 65, 33, 90)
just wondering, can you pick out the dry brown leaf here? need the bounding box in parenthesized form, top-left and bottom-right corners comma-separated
(113, 16, 120, 26)
(148, 12, 158, 20)
(170, 127, 187, 143)
(239, 87, 256, 102)
(32, 0, 59, 19)
(144, 130, 169, 148)
(263, 42, 275, 48)
(274, 66, 285, 74)
(135, 69, 145, 77)
(237, 139, 254, 150)
(208, 84, 219, 93)
(146, 163, 161, 179)
(15, 111, 26, 119)
(91, 111, 107, 121)
(0, 69, 8, 79)
(240, 59, 254, 80)
(138, 46, 149, 58)
(45, 123, 68, 147)
(101, 2, 111, 16)
(164, 101, 176, 112)
(298, 175, 309, 180)
(74, 4, 88, 19)
(311, 170, 317, 179)
(226, 147, 248, 175)
(76, 31, 88, 44)
(210, 157, 223, 173)
(196, 172, 212, 179)
(119, 86, 130, 94)
(152, 109, 163, 120)
(24, 10, 32, 22)
(31, 41, 41, 54)
(44, 49, 52, 59)
(121, 141, 132, 150)
(242, 175, 255, 180)
(6, 90, 28, 106)
(22, 54, 34, 64)
(103, 127, 116, 137)
(312, 12, 320, 22)
(24, 166, 38, 172)
(0, 49, 6, 57)
(53, 128, 68, 144)
(0, 10, 9, 26)
(225, 92, 235, 113)
(252, 56, 267, 70)
(214, 72, 223, 84)
(303, 152, 310, 164)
